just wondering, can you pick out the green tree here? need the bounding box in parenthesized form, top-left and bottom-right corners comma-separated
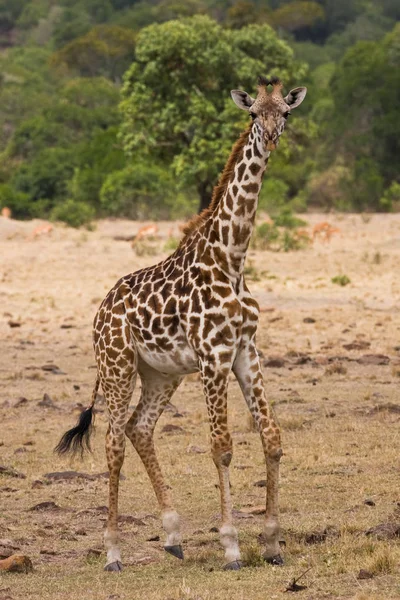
(120, 15, 306, 211)
(51, 25, 136, 81)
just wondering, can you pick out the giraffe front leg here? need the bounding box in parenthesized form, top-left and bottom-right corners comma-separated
(233, 344, 283, 565)
(200, 357, 242, 570)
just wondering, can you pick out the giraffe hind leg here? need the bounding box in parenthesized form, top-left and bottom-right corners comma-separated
(125, 361, 183, 560)
(100, 353, 138, 572)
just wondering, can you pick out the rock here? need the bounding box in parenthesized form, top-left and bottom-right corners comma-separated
(0, 540, 20, 559)
(0, 555, 33, 573)
(343, 341, 371, 351)
(37, 394, 59, 409)
(31, 480, 44, 489)
(75, 529, 87, 536)
(357, 354, 390, 365)
(263, 356, 286, 368)
(146, 535, 160, 542)
(8, 321, 21, 328)
(41, 364, 66, 375)
(118, 515, 146, 526)
(365, 522, 400, 540)
(366, 403, 400, 415)
(253, 479, 267, 488)
(303, 317, 316, 323)
(160, 424, 184, 434)
(44, 471, 95, 482)
(29, 501, 63, 512)
(302, 526, 339, 545)
(186, 445, 207, 454)
(357, 569, 373, 580)
(0, 465, 26, 479)
(364, 498, 376, 506)
(14, 397, 28, 408)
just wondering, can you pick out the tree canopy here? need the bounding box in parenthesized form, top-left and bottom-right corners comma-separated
(0, 0, 398, 225)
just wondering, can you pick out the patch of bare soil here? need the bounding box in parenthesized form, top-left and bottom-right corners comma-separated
(0, 214, 399, 600)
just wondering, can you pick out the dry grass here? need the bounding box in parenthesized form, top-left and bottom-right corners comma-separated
(1, 215, 400, 600)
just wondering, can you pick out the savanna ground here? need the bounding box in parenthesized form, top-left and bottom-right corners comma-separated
(0, 214, 399, 600)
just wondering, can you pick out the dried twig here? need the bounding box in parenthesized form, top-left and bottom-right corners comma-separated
(284, 566, 312, 593)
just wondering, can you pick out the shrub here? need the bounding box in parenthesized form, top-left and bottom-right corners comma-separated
(50, 199, 95, 228)
(100, 162, 182, 219)
(274, 207, 307, 229)
(331, 274, 351, 286)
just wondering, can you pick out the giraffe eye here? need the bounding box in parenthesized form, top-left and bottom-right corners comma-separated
(250, 112, 257, 120)
(284, 111, 290, 119)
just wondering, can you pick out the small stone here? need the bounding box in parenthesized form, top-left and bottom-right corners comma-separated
(44, 471, 95, 482)
(146, 535, 160, 542)
(118, 515, 146, 526)
(364, 498, 376, 506)
(31, 480, 44, 489)
(253, 480, 267, 488)
(8, 321, 21, 328)
(303, 317, 316, 323)
(160, 424, 184, 434)
(38, 394, 58, 408)
(357, 569, 373, 580)
(29, 501, 62, 512)
(41, 364, 65, 374)
(73, 384, 80, 390)
(0, 465, 26, 479)
(358, 354, 390, 366)
(14, 397, 28, 408)
(186, 445, 206, 454)
(75, 529, 87, 536)
(263, 356, 286, 368)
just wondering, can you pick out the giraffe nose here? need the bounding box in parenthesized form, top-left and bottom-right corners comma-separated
(266, 140, 276, 151)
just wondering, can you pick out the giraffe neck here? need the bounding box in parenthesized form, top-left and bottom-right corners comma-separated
(205, 122, 269, 279)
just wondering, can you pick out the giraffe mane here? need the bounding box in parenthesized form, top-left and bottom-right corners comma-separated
(180, 124, 252, 242)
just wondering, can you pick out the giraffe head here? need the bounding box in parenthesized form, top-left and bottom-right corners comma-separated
(231, 76, 307, 151)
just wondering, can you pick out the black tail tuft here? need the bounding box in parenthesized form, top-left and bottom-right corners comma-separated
(55, 406, 94, 457)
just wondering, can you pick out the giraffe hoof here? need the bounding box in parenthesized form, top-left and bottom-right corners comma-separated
(164, 545, 184, 560)
(264, 554, 284, 566)
(104, 560, 123, 572)
(223, 560, 243, 571)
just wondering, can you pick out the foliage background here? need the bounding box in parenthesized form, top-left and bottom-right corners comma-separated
(0, 0, 399, 225)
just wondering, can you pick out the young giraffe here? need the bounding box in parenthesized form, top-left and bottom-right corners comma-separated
(56, 76, 307, 572)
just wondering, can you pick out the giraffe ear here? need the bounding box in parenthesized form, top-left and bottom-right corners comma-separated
(284, 87, 307, 109)
(231, 90, 255, 111)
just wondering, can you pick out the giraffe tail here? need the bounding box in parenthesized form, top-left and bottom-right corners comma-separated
(54, 375, 100, 456)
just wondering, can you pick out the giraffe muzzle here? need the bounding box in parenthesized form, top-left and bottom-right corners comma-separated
(266, 140, 276, 151)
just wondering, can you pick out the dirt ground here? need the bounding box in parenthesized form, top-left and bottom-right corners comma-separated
(0, 213, 399, 600)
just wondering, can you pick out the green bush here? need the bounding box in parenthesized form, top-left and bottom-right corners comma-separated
(100, 162, 183, 219)
(331, 274, 351, 286)
(50, 199, 95, 228)
(274, 207, 307, 229)
(0, 184, 31, 219)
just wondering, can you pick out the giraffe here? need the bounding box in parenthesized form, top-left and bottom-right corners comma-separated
(56, 76, 307, 572)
